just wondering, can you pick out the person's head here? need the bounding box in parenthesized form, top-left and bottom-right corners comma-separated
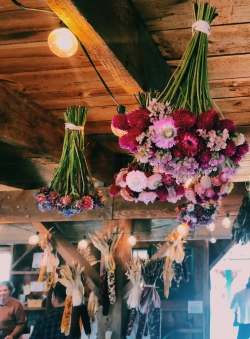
(0, 281, 15, 304)
(51, 282, 66, 307)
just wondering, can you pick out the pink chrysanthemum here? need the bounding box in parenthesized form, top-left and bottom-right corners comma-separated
(196, 110, 219, 130)
(109, 184, 121, 196)
(126, 170, 148, 192)
(152, 117, 177, 149)
(147, 174, 162, 190)
(172, 108, 196, 129)
(216, 119, 236, 134)
(155, 186, 168, 201)
(81, 196, 94, 210)
(61, 195, 72, 206)
(137, 191, 158, 205)
(175, 130, 204, 156)
(127, 108, 150, 129)
(194, 183, 206, 195)
(112, 114, 129, 130)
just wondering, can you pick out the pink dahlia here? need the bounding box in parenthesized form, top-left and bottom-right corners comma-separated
(236, 141, 249, 156)
(221, 139, 236, 157)
(81, 196, 94, 210)
(109, 184, 121, 196)
(196, 109, 219, 130)
(152, 117, 178, 149)
(126, 170, 147, 192)
(112, 114, 129, 130)
(172, 108, 196, 129)
(61, 195, 72, 206)
(137, 191, 157, 205)
(175, 185, 185, 196)
(162, 174, 176, 187)
(205, 188, 215, 198)
(175, 130, 204, 156)
(127, 108, 150, 129)
(147, 174, 162, 190)
(155, 186, 168, 201)
(216, 119, 236, 134)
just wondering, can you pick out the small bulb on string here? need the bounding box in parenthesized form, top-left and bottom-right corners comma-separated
(78, 236, 88, 250)
(127, 232, 137, 246)
(222, 214, 231, 228)
(29, 232, 39, 245)
(209, 236, 217, 244)
(48, 28, 78, 58)
(177, 223, 189, 236)
(207, 222, 215, 232)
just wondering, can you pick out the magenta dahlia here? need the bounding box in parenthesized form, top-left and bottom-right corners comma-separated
(112, 114, 129, 130)
(236, 141, 249, 156)
(230, 154, 242, 164)
(221, 140, 236, 157)
(171, 146, 183, 158)
(155, 186, 168, 201)
(196, 109, 219, 130)
(172, 108, 196, 129)
(175, 130, 204, 156)
(127, 108, 150, 129)
(175, 185, 185, 196)
(162, 174, 176, 187)
(197, 150, 212, 163)
(109, 184, 121, 196)
(119, 133, 139, 152)
(216, 119, 236, 134)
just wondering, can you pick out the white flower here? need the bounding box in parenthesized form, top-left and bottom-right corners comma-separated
(115, 169, 128, 188)
(233, 133, 245, 146)
(167, 187, 182, 203)
(200, 176, 211, 189)
(147, 174, 162, 190)
(126, 170, 147, 192)
(137, 191, 157, 205)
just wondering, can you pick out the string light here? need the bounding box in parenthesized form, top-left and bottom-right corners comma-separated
(127, 232, 137, 246)
(177, 223, 189, 236)
(78, 236, 88, 250)
(29, 232, 39, 245)
(206, 222, 215, 232)
(209, 236, 217, 244)
(222, 213, 231, 228)
(48, 28, 78, 58)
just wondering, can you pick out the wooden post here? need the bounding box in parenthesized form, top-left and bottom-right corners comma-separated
(97, 219, 132, 339)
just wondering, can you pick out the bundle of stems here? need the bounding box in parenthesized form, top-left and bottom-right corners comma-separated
(158, 2, 218, 116)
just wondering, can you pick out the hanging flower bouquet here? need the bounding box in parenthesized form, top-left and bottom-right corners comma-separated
(34, 106, 104, 217)
(110, 161, 184, 204)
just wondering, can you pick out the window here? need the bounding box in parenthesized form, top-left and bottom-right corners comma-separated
(0, 247, 11, 281)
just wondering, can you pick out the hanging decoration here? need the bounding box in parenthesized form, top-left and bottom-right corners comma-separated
(77, 245, 99, 266)
(110, 1, 249, 230)
(34, 106, 104, 217)
(136, 259, 163, 339)
(89, 228, 123, 306)
(231, 183, 250, 244)
(37, 230, 59, 291)
(87, 291, 98, 323)
(98, 265, 110, 316)
(59, 263, 91, 339)
(122, 256, 143, 337)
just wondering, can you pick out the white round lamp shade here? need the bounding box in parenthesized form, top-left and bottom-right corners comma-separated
(48, 28, 78, 58)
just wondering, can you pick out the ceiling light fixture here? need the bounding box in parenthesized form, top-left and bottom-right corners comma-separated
(206, 222, 215, 232)
(222, 213, 231, 228)
(209, 236, 217, 244)
(78, 236, 88, 250)
(48, 28, 78, 58)
(29, 232, 39, 245)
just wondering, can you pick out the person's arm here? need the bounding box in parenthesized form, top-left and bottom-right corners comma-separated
(8, 303, 26, 339)
(29, 319, 42, 339)
(230, 293, 239, 313)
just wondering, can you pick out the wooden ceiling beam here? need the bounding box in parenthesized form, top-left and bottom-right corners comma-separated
(45, 0, 172, 94)
(0, 184, 246, 223)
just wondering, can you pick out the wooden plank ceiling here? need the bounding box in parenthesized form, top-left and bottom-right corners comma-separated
(0, 0, 249, 243)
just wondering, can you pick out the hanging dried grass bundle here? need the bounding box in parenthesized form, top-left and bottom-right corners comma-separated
(89, 228, 123, 304)
(87, 291, 98, 323)
(77, 246, 99, 266)
(38, 230, 59, 291)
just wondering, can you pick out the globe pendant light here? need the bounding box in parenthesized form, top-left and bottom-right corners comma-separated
(48, 28, 78, 58)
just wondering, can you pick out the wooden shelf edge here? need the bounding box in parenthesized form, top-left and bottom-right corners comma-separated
(11, 271, 40, 275)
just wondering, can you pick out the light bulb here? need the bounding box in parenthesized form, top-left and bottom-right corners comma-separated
(184, 178, 193, 188)
(222, 216, 231, 228)
(127, 234, 137, 246)
(177, 223, 189, 236)
(209, 237, 217, 244)
(111, 124, 127, 137)
(48, 28, 78, 58)
(78, 238, 88, 250)
(29, 233, 39, 245)
(207, 222, 215, 232)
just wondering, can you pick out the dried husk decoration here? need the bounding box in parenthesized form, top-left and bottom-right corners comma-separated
(38, 230, 59, 291)
(98, 265, 110, 316)
(89, 228, 123, 305)
(59, 263, 91, 338)
(87, 291, 98, 323)
(122, 257, 143, 337)
(137, 259, 164, 339)
(231, 183, 250, 244)
(77, 246, 99, 266)
(34, 106, 104, 217)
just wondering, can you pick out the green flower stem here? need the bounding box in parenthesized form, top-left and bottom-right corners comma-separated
(158, 2, 217, 116)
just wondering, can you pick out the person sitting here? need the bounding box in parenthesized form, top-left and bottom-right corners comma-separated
(0, 280, 26, 339)
(30, 282, 68, 339)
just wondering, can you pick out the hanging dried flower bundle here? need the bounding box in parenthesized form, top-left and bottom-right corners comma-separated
(38, 230, 59, 291)
(34, 106, 104, 217)
(136, 259, 164, 339)
(59, 262, 91, 339)
(77, 246, 99, 266)
(87, 291, 98, 323)
(89, 228, 123, 305)
(122, 256, 143, 337)
(231, 183, 250, 244)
